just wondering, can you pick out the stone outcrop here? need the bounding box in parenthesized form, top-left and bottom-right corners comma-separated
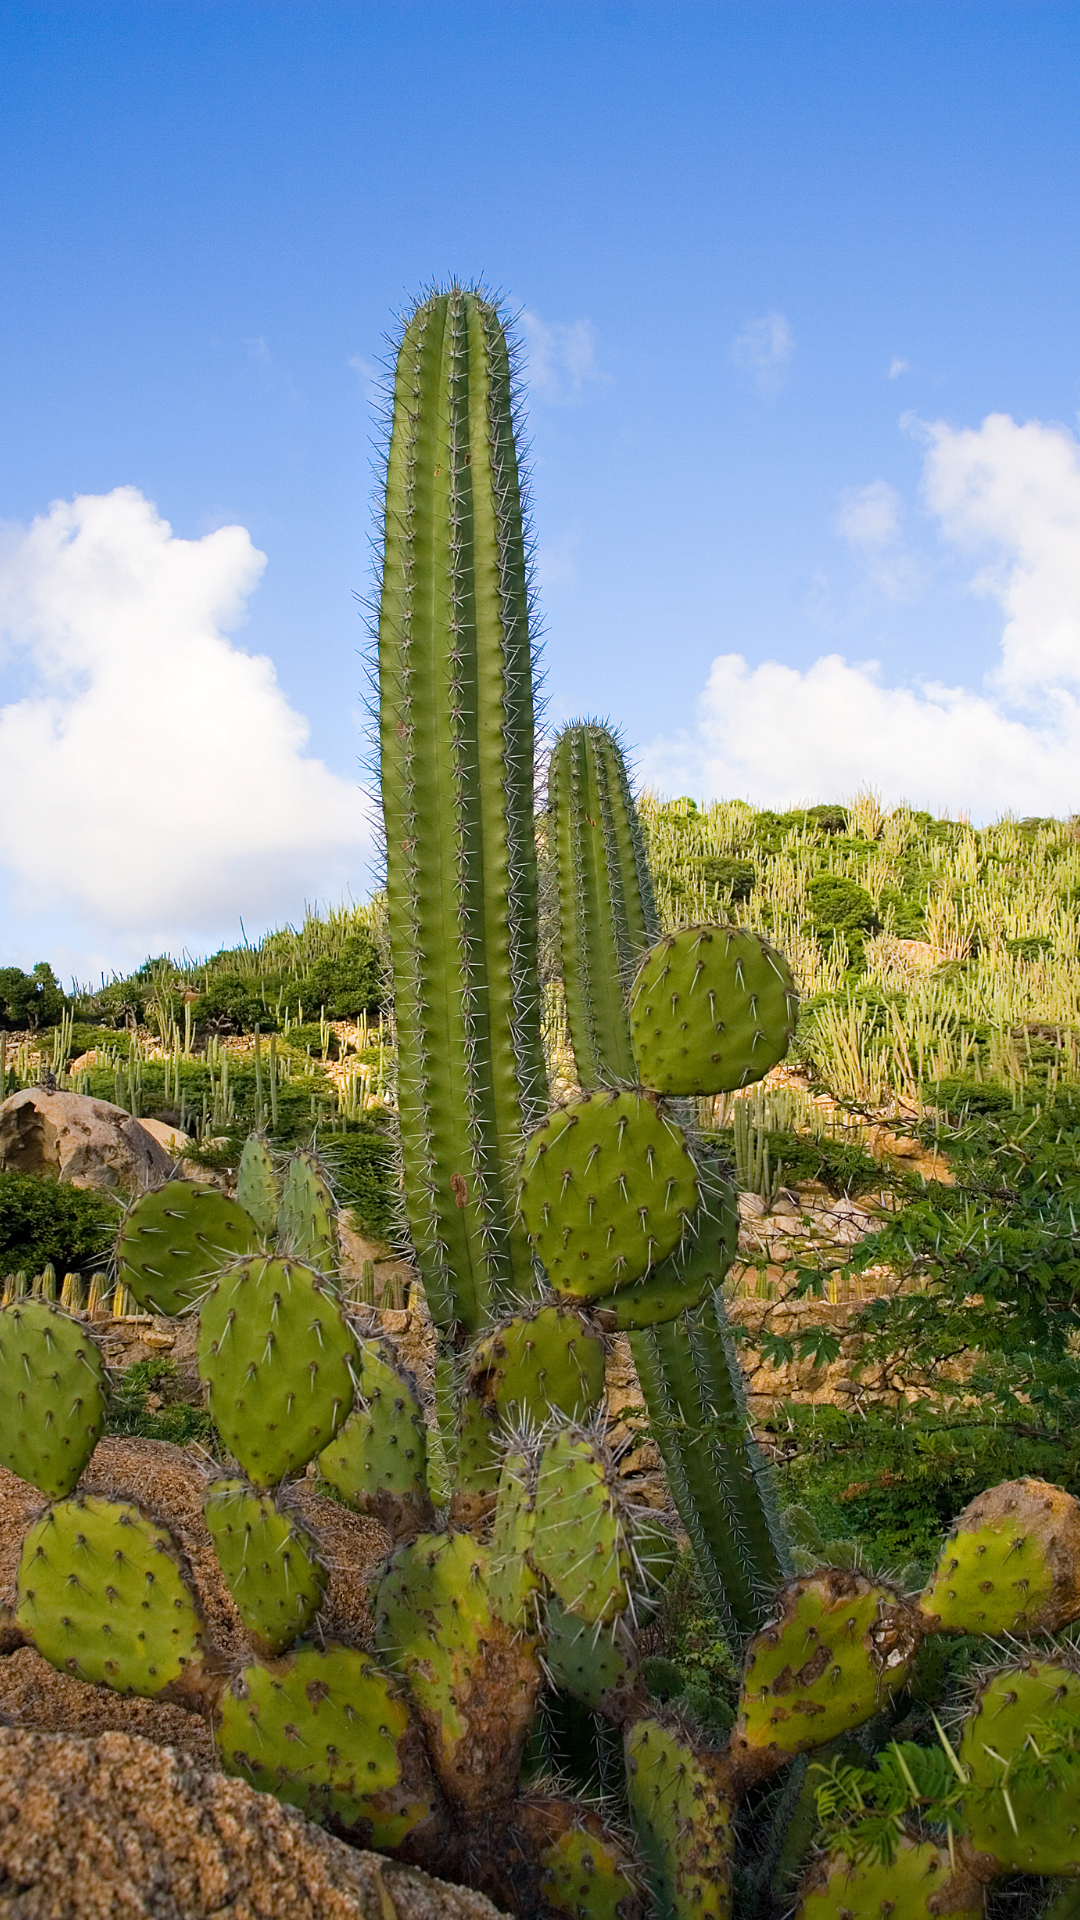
(0, 1725, 507, 1919)
(0, 1088, 174, 1191)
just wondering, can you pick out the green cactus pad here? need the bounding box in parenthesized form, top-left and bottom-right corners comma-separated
(543, 1598, 638, 1710)
(449, 1389, 503, 1533)
(489, 1448, 542, 1632)
(958, 1658, 1080, 1875)
(317, 1338, 433, 1542)
(17, 1493, 203, 1695)
(531, 1429, 634, 1627)
(203, 1478, 327, 1654)
(373, 1532, 542, 1813)
(116, 1180, 262, 1315)
(625, 1715, 733, 1919)
(797, 1838, 981, 1919)
(197, 1257, 356, 1487)
(629, 925, 798, 1096)
(514, 1799, 644, 1920)
(736, 1570, 920, 1765)
(216, 1640, 443, 1849)
(518, 1091, 699, 1303)
(921, 1477, 1080, 1637)
(276, 1151, 337, 1274)
(236, 1135, 279, 1244)
(467, 1304, 607, 1426)
(0, 1301, 106, 1498)
(600, 1183, 738, 1331)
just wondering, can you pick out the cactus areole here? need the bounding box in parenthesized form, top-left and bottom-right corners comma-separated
(378, 285, 546, 1338)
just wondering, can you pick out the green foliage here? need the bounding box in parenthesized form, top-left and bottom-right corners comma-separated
(105, 1356, 214, 1446)
(319, 1124, 396, 1240)
(0, 1171, 117, 1280)
(806, 874, 880, 934)
(0, 962, 67, 1031)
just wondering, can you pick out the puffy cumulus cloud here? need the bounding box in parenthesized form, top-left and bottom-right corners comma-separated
(0, 489, 372, 959)
(643, 413, 1080, 821)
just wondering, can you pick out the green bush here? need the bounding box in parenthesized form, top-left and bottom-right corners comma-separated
(298, 935, 381, 1017)
(320, 1125, 397, 1240)
(806, 873, 880, 933)
(0, 1172, 118, 1278)
(696, 856, 756, 903)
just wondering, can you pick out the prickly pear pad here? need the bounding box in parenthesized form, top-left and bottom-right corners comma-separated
(517, 1091, 699, 1302)
(625, 1715, 733, 1920)
(531, 1429, 634, 1626)
(236, 1135, 279, 1244)
(958, 1659, 1080, 1875)
(736, 1570, 920, 1766)
(543, 1598, 637, 1710)
(216, 1640, 443, 1849)
(797, 1838, 982, 1920)
(629, 925, 798, 1096)
(512, 1798, 644, 1920)
(203, 1478, 327, 1654)
(921, 1477, 1080, 1637)
(116, 1180, 262, 1315)
(373, 1533, 543, 1814)
(600, 1179, 738, 1331)
(466, 1304, 606, 1425)
(0, 1300, 106, 1497)
(16, 1493, 203, 1695)
(197, 1257, 356, 1487)
(318, 1338, 433, 1542)
(489, 1448, 542, 1632)
(277, 1151, 337, 1274)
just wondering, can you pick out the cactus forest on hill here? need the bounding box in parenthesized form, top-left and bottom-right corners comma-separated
(3, 287, 1080, 1918)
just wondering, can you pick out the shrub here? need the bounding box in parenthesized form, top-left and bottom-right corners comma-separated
(0, 963, 67, 1031)
(0, 1172, 118, 1278)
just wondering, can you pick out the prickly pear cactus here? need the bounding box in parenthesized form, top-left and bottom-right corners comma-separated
(203, 1478, 327, 1654)
(608, 1183, 737, 1331)
(236, 1134, 279, 1243)
(797, 1838, 984, 1919)
(0, 1300, 106, 1497)
(543, 1598, 638, 1710)
(957, 1659, 1080, 1875)
(625, 1714, 734, 1919)
(277, 1150, 337, 1273)
(531, 1428, 635, 1626)
(466, 1304, 606, 1426)
(197, 1256, 356, 1487)
(317, 1337, 433, 1541)
(116, 1180, 262, 1314)
(373, 1533, 543, 1813)
(629, 924, 798, 1096)
(489, 1446, 543, 1632)
(16, 1494, 205, 1696)
(512, 1798, 645, 1920)
(517, 1091, 700, 1304)
(735, 1570, 921, 1770)
(216, 1640, 446, 1851)
(920, 1477, 1080, 1637)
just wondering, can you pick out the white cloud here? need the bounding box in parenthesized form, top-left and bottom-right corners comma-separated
(644, 413, 1080, 821)
(836, 480, 903, 550)
(731, 311, 794, 395)
(0, 489, 372, 965)
(888, 357, 909, 379)
(521, 311, 604, 403)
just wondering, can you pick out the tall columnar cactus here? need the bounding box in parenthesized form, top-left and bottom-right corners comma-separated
(548, 721, 657, 1087)
(546, 720, 791, 1637)
(378, 283, 546, 1338)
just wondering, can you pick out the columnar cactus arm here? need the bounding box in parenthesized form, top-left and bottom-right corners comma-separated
(550, 722, 657, 1086)
(379, 286, 546, 1337)
(631, 1299, 791, 1640)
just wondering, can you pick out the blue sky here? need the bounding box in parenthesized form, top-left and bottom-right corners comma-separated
(4, 2, 1080, 978)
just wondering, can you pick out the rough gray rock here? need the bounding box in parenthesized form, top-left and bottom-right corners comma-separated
(0, 1087, 174, 1191)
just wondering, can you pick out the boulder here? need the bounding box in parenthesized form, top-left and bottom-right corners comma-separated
(135, 1115, 194, 1157)
(0, 1088, 174, 1191)
(0, 1725, 507, 1919)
